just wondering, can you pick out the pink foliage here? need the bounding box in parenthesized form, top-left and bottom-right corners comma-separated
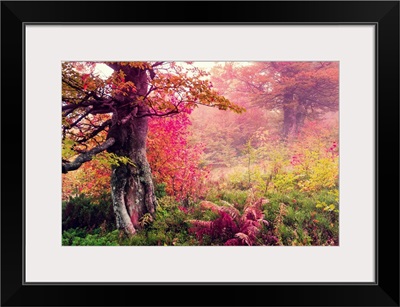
(188, 200, 275, 246)
(147, 111, 209, 202)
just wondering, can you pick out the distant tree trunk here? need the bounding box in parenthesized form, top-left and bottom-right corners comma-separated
(106, 65, 157, 235)
(295, 103, 307, 135)
(282, 105, 295, 139)
(282, 94, 306, 139)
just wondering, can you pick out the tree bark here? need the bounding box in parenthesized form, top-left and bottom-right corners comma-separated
(106, 65, 157, 235)
(109, 112, 157, 235)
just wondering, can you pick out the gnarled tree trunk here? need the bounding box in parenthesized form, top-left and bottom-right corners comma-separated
(106, 65, 157, 235)
(108, 111, 156, 235)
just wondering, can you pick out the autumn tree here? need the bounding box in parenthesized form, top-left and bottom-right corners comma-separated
(147, 111, 209, 203)
(210, 62, 339, 139)
(62, 62, 244, 235)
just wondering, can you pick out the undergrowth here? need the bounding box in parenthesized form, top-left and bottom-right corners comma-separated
(62, 189, 338, 246)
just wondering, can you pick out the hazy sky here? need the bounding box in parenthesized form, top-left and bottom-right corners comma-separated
(94, 61, 220, 79)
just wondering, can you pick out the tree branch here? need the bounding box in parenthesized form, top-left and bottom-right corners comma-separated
(152, 61, 165, 68)
(65, 107, 93, 130)
(62, 137, 115, 173)
(76, 119, 112, 144)
(135, 109, 180, 118)
(62, 101, 91, 112)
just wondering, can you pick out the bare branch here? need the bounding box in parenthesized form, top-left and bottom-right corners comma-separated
(62, 101, 91, 112)
(135, 109, 180, 118)
(76, 119, 112, 144)
(62, 97, 114, 116)
(62, 137, 115, 173)
(152, 61, 164, 68)
(65, 107, 93, 129)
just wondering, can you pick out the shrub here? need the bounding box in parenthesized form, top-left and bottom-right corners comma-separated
(188, 199, 277, 246)
(205, 186, 250, 211)
(62, 228, 123, 246)
(62, 228, 88, 245)
(155, 182, 167, 199)
(135, 196, 199, 246)
(264, 190, 338, 246)
(62, 193, 115, 231)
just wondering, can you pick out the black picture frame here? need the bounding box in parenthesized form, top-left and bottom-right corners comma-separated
(1, 1, 399, 306)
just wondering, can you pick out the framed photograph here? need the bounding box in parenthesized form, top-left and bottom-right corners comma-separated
(1, 1, 399, 306)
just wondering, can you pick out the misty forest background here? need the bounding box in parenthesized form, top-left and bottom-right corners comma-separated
(62, 61, 339, 246)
